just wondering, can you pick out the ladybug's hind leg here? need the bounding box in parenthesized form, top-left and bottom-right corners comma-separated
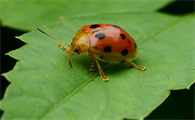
(94, 58, 109, 82)
(125, 61, 146, 71)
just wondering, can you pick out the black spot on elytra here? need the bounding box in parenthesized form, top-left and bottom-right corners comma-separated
(95, 33, 105, 39)
(90, 24, 100, 28)
(120, 34, 126, 39)
(121, 49, 128, 56)
(134, 43, 137, 49)
(104, 46, 111, 52)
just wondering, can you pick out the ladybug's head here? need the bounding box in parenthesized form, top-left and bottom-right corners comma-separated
(71, 29, 90, 54)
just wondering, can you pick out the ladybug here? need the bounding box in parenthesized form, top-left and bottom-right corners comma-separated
(37, 24, 146, 81)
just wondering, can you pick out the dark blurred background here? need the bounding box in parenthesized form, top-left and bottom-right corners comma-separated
(1, 0, 195, 119)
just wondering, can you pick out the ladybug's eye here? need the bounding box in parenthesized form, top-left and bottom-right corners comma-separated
(75, 48, 79, 53)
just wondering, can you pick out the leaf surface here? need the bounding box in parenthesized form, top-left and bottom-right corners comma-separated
(1, 12, 195, 119)
(0, 0, 173, 30)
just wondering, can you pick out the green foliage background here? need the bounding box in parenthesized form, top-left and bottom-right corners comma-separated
(0, 0, 194, 119)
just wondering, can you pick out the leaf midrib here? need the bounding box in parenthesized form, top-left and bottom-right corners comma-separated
(40, 63, 112, 119)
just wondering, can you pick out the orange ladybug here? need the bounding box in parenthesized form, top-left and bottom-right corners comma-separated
(37, 24, 146, 81)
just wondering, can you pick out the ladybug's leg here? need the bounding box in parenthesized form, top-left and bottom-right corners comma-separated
(94, 58, 109, 82)
(59, 45, 71, 53)
(88, 53, 95, 71)
(125, 61, 146, 71)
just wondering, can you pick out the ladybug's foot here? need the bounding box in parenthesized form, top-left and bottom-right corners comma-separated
(59, 45, 71, 53)
(101, 75, 109, 82)
(125, 61, 146, 71)
(90, 65, 95, 71)
(94, 59, 109, 82)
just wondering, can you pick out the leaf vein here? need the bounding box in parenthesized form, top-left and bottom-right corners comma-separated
(138, 16, 183, 45)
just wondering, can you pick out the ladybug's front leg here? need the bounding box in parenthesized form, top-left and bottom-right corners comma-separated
(59, 45, 71, 53)
(88, 53, 95, 71)
(94, 58, 109, 82)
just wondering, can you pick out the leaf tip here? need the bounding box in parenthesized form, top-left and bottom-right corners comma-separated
(15, 36, 21, 39)
(1, 73, 6, 77)
(186, 86, 190, 90)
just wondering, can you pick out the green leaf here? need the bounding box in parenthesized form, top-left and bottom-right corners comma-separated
(0, 0, 173, 31)
(1, 12, 195, 119)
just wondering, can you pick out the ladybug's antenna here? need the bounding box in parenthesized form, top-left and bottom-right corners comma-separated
(37, 28, 71, 47)
(69, 52, 73, 69)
